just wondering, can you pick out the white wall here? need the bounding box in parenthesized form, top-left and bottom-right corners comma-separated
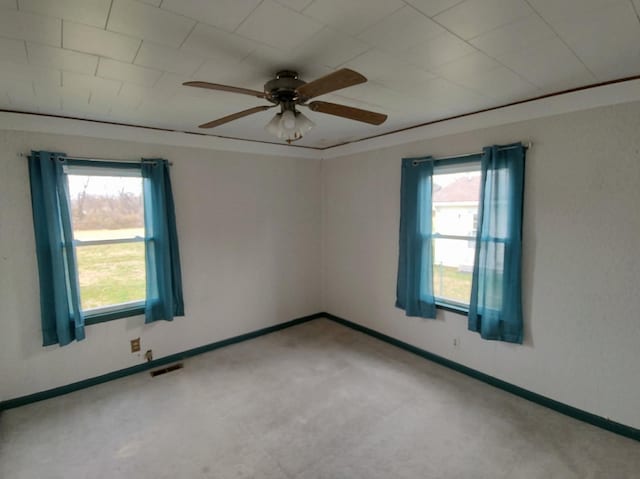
(2, 100, 639, 430)
(322, 101, 640, 429)
(0, 131, 322, 400)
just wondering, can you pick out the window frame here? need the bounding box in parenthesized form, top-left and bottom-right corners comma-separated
(63, 161, 147, 325)
(431, 156, 482, 313)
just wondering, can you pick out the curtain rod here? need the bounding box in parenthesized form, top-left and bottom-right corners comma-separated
(409, 142, 532, 166)
(19, 153, 173, 166)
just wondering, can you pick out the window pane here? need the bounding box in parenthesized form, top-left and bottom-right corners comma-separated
(76, 242, 146, 310)
(433, 238, 474, 305)
(67, 173, 144, 241)
(433, 170, 481, 237)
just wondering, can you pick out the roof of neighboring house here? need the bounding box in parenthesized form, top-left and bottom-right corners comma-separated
(433, 175, 481, 202)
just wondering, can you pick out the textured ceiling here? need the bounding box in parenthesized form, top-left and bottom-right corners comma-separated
(1, 0, 639, 148)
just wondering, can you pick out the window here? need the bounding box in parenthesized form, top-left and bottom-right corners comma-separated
(397, 143, 525, 343)
(29, 151, 184, 347)
(432, 161, 481, 310)
(66, 165, 146, 321)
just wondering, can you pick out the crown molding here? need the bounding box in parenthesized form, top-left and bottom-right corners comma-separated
(2, 77, 640, 160)
(0, 111, 320, 159)
(321, 77, 640, 159)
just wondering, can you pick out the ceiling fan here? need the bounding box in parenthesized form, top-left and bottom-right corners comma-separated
(183, 68, 387, 143)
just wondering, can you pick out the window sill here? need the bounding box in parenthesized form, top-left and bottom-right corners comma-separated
(84, 304, 145, 326)
(435, 301, 469, 317)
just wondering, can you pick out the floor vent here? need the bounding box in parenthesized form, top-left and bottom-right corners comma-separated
(150, 363, 184, 377)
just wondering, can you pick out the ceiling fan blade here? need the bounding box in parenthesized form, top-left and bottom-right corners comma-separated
(307, 101, 387, 125)
(198, 106, 273, 129)
(183, 81, 266, 98)
(296, 68, 367, 100)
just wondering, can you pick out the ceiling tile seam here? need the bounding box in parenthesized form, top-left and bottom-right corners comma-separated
(521, 0, 597, 80)
(156, 0, 266, 35)
(104, 0, 114, 30)
(131, 40, 144, 65)
(333, 47, 373, 70)
(59, 20, 144, 62)
(433, 49, 538, 97)
(300, 0, 316, 14)
(631, 0, 640, 23)
(231, 0, 265, 34)
(105, 1, 198, 46)
(401, 3, 474, 45)
(345, 2, 406, 39)
(400, 0, 466, 18)
(398, 3, 520, 82)
(430, 70, 512, 103)
(3, 7, 303, 77)
(405, 5, 549, 96)
(404, 4, 551, 91)
(177, 21, 198, 50)
(269, 0, 316, 16)
(0, 33, 49, 52)
(229, 13, 345, 61)
(328, 50, 375, 73)
(189, 58, 208, 79)
(178, 20, 297, 69)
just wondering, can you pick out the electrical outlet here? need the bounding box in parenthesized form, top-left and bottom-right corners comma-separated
(130, 338, 141, 353)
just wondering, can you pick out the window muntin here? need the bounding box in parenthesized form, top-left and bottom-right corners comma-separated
(431, 161, 481, 309)
(65, 165, 146, 315)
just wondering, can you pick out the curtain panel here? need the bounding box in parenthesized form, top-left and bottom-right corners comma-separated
(141, 159, 184, 323)
(396, 157, 437, 319)
(468, 143, 526, 343)
(28, 151, 85, 346)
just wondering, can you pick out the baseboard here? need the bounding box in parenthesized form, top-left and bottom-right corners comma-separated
(0, 312, 323, 411)
(3, 311, 638, 443)
(321, 313, 639, 442)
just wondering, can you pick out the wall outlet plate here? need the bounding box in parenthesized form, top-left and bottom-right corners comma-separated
(131, 338, 141, 353)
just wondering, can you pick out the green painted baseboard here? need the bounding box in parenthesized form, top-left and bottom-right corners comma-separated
(2, 311, 638, 443)
(0, 313, 323, 411)
(322, 313, 640, 443)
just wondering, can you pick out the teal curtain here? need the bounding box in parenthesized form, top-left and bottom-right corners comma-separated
(396, 157, 437, 319)
(141, 159, 184, 323)
(28, 151, 85, 346)
(469, 143, 525, 343)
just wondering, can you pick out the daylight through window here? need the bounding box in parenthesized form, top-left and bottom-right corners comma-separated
(432, 161, 481, 308)
(66, 166, 146, 314)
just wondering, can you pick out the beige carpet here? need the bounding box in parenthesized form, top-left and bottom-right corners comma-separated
(1, 319, 638, 478)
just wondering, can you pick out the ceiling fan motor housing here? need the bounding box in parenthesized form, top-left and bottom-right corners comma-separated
(264, 70, 306, 104)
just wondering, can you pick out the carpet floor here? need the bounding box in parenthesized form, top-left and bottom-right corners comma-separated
(1, 318, 638, 478)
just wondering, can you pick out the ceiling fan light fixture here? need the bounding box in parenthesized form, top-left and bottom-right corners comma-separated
(296, 111, 315, 135)
(281, 109, 296, 130)
(265, 113, 281, 136)
(265, 108, 316, 143)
